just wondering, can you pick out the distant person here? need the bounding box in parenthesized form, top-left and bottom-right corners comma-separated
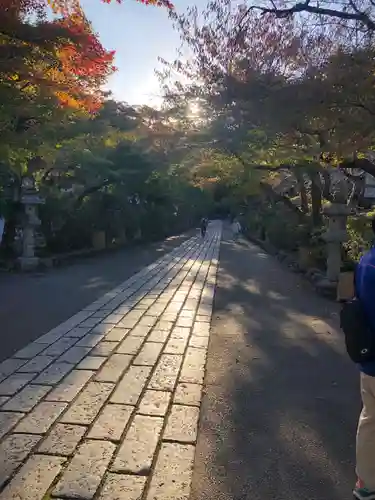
(341, 218, 375, 500)
(231, 219, 241, 240)
(200, 217, 208, 238)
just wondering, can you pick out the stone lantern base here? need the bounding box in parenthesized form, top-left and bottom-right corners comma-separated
(18, 256, 39, 271)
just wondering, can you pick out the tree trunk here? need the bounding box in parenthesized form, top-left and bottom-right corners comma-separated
(309, 171, 322, 226)
(294, 170, 308, 213)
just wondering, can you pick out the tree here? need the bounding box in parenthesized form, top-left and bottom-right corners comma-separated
(160, 0, 375, 231)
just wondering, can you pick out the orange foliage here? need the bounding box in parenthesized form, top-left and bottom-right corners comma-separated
(52, 8, 116, 112)
(1, 0, 173, 113)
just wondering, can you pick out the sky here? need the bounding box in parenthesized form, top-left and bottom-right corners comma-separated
(79, 0, 198, 107)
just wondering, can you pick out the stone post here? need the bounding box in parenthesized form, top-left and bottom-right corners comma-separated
(316, 203, 350, 295)
(18, 177, 44, 271)
(324, 203, 350, 281)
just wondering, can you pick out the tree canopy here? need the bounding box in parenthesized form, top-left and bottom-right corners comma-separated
(157, 0, 375, 230)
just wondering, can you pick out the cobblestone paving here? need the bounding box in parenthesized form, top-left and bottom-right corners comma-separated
(0, 222, 221, 500)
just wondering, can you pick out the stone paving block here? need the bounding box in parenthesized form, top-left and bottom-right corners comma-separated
(148, 329, 169, 343)
(13, 342, 47, 359)
(166, 304, 183, 315)
(145, 442, 195, 500)
(0, 396, 8, 406)
(53, 440, 115, 500)
(180, 347, 206, 385)
(189, 334, 209, 349)
(90, 311, 109, 319)
(61, 382, 114, 425)
(0, 373, 35, 396)
(176, 316, 194, 328)
(164, 404, 200, 443)
(79, 316, 102, 328)
(123, 309, 144, 321)
(70, 311, 94, 324)
(91, 323, 114, 335)
(137, 316, 158, 328)
(95, 354, 132, 383)
(138, 390, 171, 416)
(116, 335, 144, 355)
(146, 306, 166, 317)
(114, 305, 131, 315)
(34, 329, 66, 345)
(66, 327, 92, 339)
(38, 423, 87, 456)
(179, 309, 196, 318)
(0, 454, 66, 500)
(133, 342, 163, 366)
(88, 403, 133, 441)
(77, 356, 106, 371)
(119, 317, 139, 328)
(90, 341, 119, 357)
(76, 333, 104, 348)
(33, 361, 73, 385)
(111, 415, 163, 474)
(148, 354, 183, 391)
(45, 370, 94, 402)
(58, 346, 92, 364)
(174, 383, 202, 407)
(17, 355, 55, 374)
(3, 384, 51, 412)
(155, 320, 174, 331)
(128, 324, 152, 338)
(105, 327, 129, 342)
(43, 337, 77, 357)
(164, 336, 189, 355)
(0, 433, 41, 488)
(192, 322, 210, 337)
(102, 313, 124, 324)
(0, 358, 27, 377)
(161, 312, 178, 321)
(19, 395, 65, 428)
(97, 473, 146, 500)
(110, 366, 151, 405)
(0, 412, 25, 439)
(196, 314, 211, 323)
(170, 326, 191, 339)
(184, 299, 199, 311)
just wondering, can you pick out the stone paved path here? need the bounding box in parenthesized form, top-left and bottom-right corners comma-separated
(0, 222, 221, 500)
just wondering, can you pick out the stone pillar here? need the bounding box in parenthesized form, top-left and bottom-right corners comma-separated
(316, 203, 350, 294)
(19, 204, 41, 270)
(18, 179, 44, 271)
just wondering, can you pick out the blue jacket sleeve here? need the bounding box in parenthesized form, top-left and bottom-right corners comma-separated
(358, 264, 375, 329)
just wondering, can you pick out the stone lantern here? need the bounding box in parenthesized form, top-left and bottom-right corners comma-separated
(317, 173, 351, 296)
(323, 203, 351, 283)
(18, 175, 45, 270)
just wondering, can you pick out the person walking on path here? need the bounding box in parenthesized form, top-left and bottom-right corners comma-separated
(231, 219, 241, 240)
(200, 217, 208, 238)
(352, 218, 375, 500)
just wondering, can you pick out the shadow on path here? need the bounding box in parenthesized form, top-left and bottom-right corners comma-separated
(0, 231, 194, 362)
(191, 226, 359, 500)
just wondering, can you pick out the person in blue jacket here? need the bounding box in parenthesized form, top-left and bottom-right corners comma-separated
(354, 218, 375, 500)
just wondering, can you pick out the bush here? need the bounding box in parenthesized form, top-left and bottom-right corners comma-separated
(344, 211, 375, 263)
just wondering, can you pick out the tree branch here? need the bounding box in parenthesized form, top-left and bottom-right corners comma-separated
(259, 181, 306, 218)
(252, 1, 375, 31)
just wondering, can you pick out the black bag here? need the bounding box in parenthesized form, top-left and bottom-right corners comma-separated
(340, 297, 375, 363)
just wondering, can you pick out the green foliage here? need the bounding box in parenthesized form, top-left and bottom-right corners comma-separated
(344, 212, 375, 262)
